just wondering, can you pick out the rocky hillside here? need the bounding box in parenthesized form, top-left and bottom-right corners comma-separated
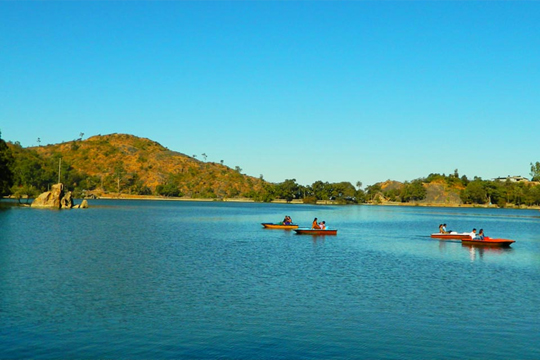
(377, 179, 464, 205)
(28, 133, 266, 198)
(422, 180, 464, 205)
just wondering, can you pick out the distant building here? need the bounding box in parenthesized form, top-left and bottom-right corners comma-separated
(494, 175, 529, 183)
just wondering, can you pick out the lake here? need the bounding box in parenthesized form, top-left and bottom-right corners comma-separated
(1, 200, 539, 359)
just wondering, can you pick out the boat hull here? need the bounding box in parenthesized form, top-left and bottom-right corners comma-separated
(294, 228, 337, 235)
(431, 233, 471, 240)
(461, 237, 515, 247)
(262, 223, 299, 229)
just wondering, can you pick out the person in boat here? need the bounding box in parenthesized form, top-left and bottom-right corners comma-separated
(319, 221, 326, 230)
(283, 215, 292, 225)
(474, 229, 485, 240)
(469, 228, 477, 239)
(442, 224, 449, 233)
(438, 224, 450, 233)
(312, 218, 319, 229)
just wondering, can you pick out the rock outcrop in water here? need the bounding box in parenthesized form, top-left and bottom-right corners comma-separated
(60, 190, 74, 209)
(31, 183, 87, 209)
(73, 199, 89, 209)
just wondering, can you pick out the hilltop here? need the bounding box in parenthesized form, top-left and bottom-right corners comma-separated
(13, 134, 267, 199)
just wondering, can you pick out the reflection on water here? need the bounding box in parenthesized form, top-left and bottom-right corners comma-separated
(463, 244, 514, 262)
(308, 235, 329, 245)
(0, 201, 539, 359)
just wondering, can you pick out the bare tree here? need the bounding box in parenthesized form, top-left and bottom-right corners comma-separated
(114, 163, 125, 194)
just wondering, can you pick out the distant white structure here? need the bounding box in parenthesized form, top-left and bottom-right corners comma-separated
(493, 175, 529, 183)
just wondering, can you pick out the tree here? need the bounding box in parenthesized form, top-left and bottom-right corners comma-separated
(329, 182, 357, 203)
(10, 184, 39, 204)
(483, 181, 502, 205)
(529, 185, 540, 206)
(401, 179, 426, 202)
(365, 184, 382, 202)
(0, 132, 14, 196)
(511, 183, 526, 205)
(9, 144, 50, 193)
(114, 163, 125, 193)
(530, 162, 540, 181)
(156, 183, 181, 197)
(461, 180, 487, 204)
(274, 179, 300, 202)
(202, 153, 207, 162)
(311, 180, 331, 200)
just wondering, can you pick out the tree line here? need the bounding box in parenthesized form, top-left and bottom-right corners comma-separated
(2, 133, 540, 207)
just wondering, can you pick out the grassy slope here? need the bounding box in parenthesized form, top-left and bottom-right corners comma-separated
(31, 133, 266, 197)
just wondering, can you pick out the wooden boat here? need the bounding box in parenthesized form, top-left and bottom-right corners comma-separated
(294, 228, 337, 235)
(461, 236, 515, 247)
(261, 223, 299, 229)
(430, 232, 471, 240)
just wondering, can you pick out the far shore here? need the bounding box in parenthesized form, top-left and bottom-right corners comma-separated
(4, 195, 540, 210)
(62, 195, 540, 210)
(96, 195, 255, 202)
(96, 195, 540, 209)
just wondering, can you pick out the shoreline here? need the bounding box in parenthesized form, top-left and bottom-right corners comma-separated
(4, 195, 539, 210)
(63, 196, 540, 210)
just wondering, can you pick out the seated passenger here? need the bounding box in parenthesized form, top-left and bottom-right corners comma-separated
(319, 221, 326, 230)
(469, 228, 477, 239)
(474, 228, 485, 240)
(312, 218, 319, 229)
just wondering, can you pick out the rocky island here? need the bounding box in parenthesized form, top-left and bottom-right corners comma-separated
(31, 183, 88, 209)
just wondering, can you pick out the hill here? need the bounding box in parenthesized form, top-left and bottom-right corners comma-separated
(7, 134, 539, 206)
(16, 134, 267, 199)
(421, 179, 464, 205)
(373, 179, 464, 206)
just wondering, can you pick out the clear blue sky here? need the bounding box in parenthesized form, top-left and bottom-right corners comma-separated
(1, 1, 539, 187)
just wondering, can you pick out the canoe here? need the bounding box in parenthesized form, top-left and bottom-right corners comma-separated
(461, 236, 515, 247)
(431, 233, 471, 240)
(294, 228, 337, 235)
(261, 223, 299, 229)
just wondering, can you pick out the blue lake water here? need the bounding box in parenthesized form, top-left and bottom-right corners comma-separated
(1, 200, 539, 359)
